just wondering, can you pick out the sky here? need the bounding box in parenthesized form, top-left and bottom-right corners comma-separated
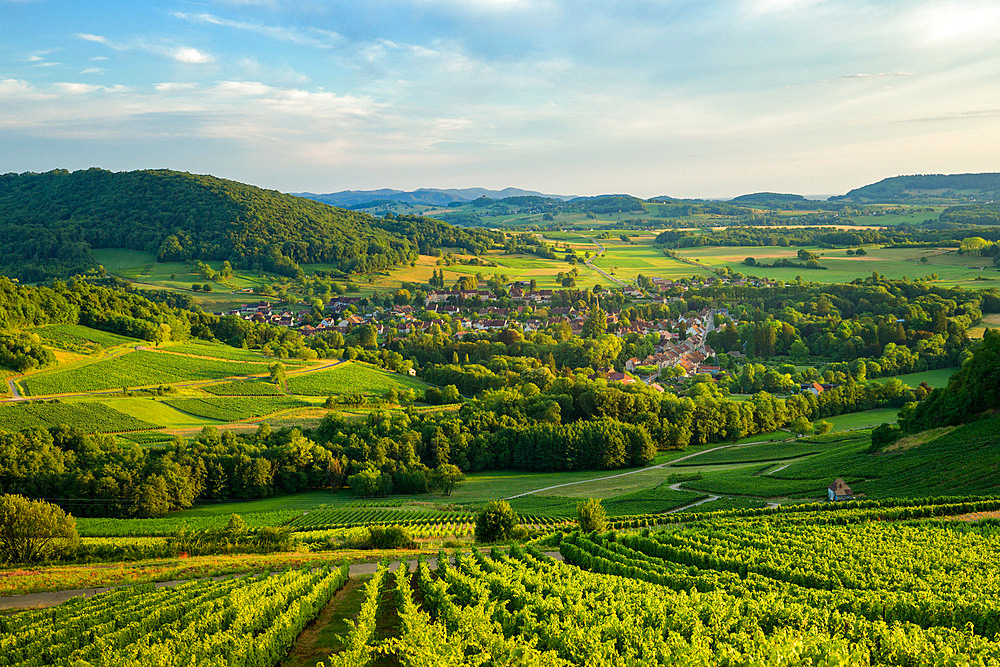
(2, 0, 1000, 198)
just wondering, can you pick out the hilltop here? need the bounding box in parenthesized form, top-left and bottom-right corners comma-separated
(296, 186, 575, 208)
(833, 172, 1000, 203)
(0, 169, 490, 281)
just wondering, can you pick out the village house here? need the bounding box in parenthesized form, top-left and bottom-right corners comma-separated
(827, 478, 854, 501)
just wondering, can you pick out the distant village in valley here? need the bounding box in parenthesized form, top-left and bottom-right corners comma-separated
(209, 273, 791, 393)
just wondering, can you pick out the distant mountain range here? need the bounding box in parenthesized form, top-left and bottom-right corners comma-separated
(295, 187, 576, 208)
(298, 173, 1000, 209)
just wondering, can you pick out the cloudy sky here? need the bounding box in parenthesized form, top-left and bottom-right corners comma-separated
(2, 0, 999, 197)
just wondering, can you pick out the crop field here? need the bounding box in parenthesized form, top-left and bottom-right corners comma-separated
(99, 397, 223, 430)
(75, 510, 302, 537)
(301, 504, 1000, 665)
(0, 566, 349, 666)
(29, 324, 138, 352)
(508, 485, 705, 517)
(671, 439, 836, 467)
(592, 242, 713, 281)
(683, 416, 1000, 500)
(162, 396, 312, 421)
(21, 350, 269, 395)
(201, 379, 288, 396)
(285, 361, 429, 397)
(115, 430, 178, 447)
(161, 341, 278, 363)
(0, 401, 156, 433)
(970, 313, 1000, 339)
(675, 244, 1000, 288)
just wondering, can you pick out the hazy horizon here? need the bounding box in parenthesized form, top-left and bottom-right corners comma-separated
(3, 1, 999, 198)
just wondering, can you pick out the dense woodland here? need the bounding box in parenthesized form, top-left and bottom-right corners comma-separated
(0, 169, 495, 280)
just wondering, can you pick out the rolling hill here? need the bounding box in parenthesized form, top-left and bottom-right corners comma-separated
(296, 186, 575, 208)
(0, 169, 484, 281)
(833, 172, 1000, 203)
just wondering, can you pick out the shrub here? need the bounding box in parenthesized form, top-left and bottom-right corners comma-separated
(577, 498, 608, 533)
(0, 495, 79, 564)
(475, 500, 516, 543)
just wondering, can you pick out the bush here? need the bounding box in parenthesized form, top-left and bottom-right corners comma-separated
(0, 495, 79, 564)
(475, 500, 516, 543)
(869, 423, 902, 453)
(577, 498, 608, 533)
(367, 525, 416, 550)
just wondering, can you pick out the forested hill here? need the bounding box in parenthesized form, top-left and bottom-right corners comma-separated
(0, 169, 488, 281)
(832, 173, 1000, 203)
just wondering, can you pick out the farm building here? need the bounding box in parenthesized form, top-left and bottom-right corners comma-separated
(827, 478, 854, 501)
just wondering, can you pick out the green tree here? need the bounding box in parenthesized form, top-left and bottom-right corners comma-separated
(814, 420, 833, 435)
(433, 463, 465, 496)
(475, 500, 516, 543)
(358, 323, 378, 348)
(581, 306, 607, 338)
(576, 497, 607, 533)
(269, 362, 287, 389)
(789, 416, 813, 437)
(0, 495, 79, 564)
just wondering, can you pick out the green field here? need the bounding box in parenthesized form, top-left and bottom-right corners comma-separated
(161, 341, 282, 363)
(285, 361, 429, 397)
(823, 407, 899, 431)
(91, 248, 284, 310)
(202, 379, 288, 396)
(671, 439, 836, 467)
(29, 324, 139, 352)
(0, 400, 157, 433)
(21, 350, 269, 395)
(95, 397, 225, 429)
(675, 245, 1000, 288)
(162, 396, 312, 421)
(879, 367, 957, 389)
(592, 241, 712, 281)
(683, 415, 1000, 500)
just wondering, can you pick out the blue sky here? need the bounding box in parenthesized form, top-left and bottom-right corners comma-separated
(2, 0, 1000, 197)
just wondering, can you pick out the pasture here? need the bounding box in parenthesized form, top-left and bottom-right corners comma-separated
(675, 245, 1000, 288)
(879, 367, 957, 389)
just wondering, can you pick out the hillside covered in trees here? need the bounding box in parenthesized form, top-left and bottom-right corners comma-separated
(833, 173, 1000, 203)
(0, 169, 496, 281)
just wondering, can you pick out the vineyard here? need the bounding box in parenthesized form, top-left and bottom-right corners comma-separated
(285, 362, 428, 397)
(29, 324, 138, 353)
(201, 380, 287, 396)
(287, 507, 568, 531)
(0, 401, 156, 433)
(162, 396, 310, 421)
(0, 565, 349, 667)
(21, 351, 270, 395)
(684, 417, 1000, 500)
(318, 529, 1000, 665)
(76, 510, 303, 537)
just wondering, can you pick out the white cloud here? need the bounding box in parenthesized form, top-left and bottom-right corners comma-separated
(172, 47, 213, 64)
(76, 33, 111, 46)
(80, 67, 105, 75)
(154, 82, 199, 91)
(172, 11, 342, 48)
(54, 82, 101, 94)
